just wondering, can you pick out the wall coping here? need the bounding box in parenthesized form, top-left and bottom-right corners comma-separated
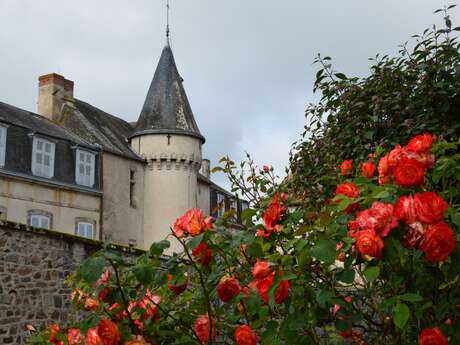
(0, 219, 146, 256)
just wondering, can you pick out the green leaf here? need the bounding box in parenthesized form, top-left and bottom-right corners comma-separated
(337, 268, 356, 284)
(363, 266, 380, 282)
(334, 73, 347, 80)
(133, 264, 155, 285)
(451, 212, 460, 226)
(186, 234, 204, 251)
(80, 256, 105, 284)
(316, 289, 335, 308)
(399, 293, 423, 303)
(311, 240, 337, 264)
(149, 240, 170, 256)
(394, 303, 410, 329)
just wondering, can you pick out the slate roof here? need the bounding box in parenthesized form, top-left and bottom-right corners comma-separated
(58, 99, 143, 161)
(132, 45, 205, 142)
(0, 101, 95, 149)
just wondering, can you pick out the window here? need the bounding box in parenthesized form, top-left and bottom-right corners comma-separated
(0, 126, 7, 167)
(28, 210, 52, 229)
(75, 149, 95, 187)
(0, 206, 7, 220)
(76, 221, 95, 239)
(217, 193, 225, 218)
(229, 198, 237, 219)
(32, 137, 55, 178)
(130, 169, 136, 208)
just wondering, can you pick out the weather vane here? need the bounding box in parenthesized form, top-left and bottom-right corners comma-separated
(166, 0, 170, 45)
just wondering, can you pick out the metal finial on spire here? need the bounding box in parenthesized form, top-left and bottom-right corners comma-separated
(166, 0, 170, 45)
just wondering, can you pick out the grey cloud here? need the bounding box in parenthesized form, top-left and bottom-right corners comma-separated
(0, 0, 457, 189)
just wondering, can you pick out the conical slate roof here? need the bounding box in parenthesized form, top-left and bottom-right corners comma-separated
(132, 45, 205, 142)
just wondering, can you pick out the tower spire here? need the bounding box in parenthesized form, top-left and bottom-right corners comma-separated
(166, 0, 170, 46)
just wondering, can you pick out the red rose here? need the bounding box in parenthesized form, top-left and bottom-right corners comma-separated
(263, 195, 286, 231)
(349, 202, 397, 238)
(256, 272, 289, 304)
(192, 242, 213, 265)
(84, 298, 100, 311)
(96, 320, 120, 345)
(393, 157, 425, 187)
(401, 222, 426, 249)
(335, 182, 360, 213)
(395, 194, 417, 224)
(138, 290, 161, 323)
(419, 327, 448, 345)
(420, 222, 456, 263)
(388, 145, 404, 167)
(167, 274, 188, 295)
(217, 277, 241, 303)
(378, 155, 390, 185)
(361, 161, 376, 178)
(263, 165, 270, 173)
(48, 324, 61, 344)
(194, 315, 216, 344)
(108, 303, 125, 321)
(355, 229, 384, 260)
(85, 328, 102, 345)
(99, 287, 110, 301)
(67, 328, 84, 345)
(406, 133, 436, 154)
(252, 259, 271, 280)
(414, 192, 449, 224)
(173, 208, 211, 237)
(340, 160, 353, 177)
(235, 325, 258, 345)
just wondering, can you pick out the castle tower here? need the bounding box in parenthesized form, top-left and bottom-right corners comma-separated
(130, 43, 205, 252)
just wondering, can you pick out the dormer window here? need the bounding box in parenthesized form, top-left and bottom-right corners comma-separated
(32, 137, 55, 178)
(0, 125, 7, 167)
(75, 149, 95, 187)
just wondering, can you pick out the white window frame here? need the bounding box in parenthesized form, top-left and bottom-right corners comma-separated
(31, 136, 55, 178)
(0, 125, 7, 167)
(28, 211, 52, 229)
(75, 148, 96, 187)
(76, 221, 95, 239)
(217, 193, 225, 218)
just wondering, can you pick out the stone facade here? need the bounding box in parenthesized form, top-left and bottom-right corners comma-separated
(0, 220, 142, 344)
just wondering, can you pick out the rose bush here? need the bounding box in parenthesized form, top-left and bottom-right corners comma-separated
(27, 8, 460, 345)
(27, 133, 460, 345)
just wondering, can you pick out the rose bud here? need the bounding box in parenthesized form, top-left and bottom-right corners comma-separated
(84, 298, 100, 311)
(252, 260, 271, 280)
(235, 324, 258, 345)
(217, 277, 241, 303)
(340, 160, 353, 177)
(361, 161, 376, 178)
(194, 314, 216, 344)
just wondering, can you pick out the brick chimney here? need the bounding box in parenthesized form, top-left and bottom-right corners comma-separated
(37, 73, 74, 122)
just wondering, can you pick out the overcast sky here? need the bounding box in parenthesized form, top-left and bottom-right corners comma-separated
(0, 1, 457, 187)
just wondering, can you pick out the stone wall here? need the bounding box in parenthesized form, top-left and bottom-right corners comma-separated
(0, 220, 142, 344)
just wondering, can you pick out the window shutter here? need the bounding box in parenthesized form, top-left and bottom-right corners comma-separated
(32, 138, 55, 178)
(75, 149, 95, 187)
(0, 126, 7, 167)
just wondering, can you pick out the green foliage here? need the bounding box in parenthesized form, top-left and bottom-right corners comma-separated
(289, 7, 460, 207)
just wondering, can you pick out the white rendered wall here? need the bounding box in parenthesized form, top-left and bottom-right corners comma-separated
(131, 134, 202, 252)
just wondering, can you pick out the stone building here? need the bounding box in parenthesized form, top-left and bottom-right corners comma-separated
(0, 42, 247, 252)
